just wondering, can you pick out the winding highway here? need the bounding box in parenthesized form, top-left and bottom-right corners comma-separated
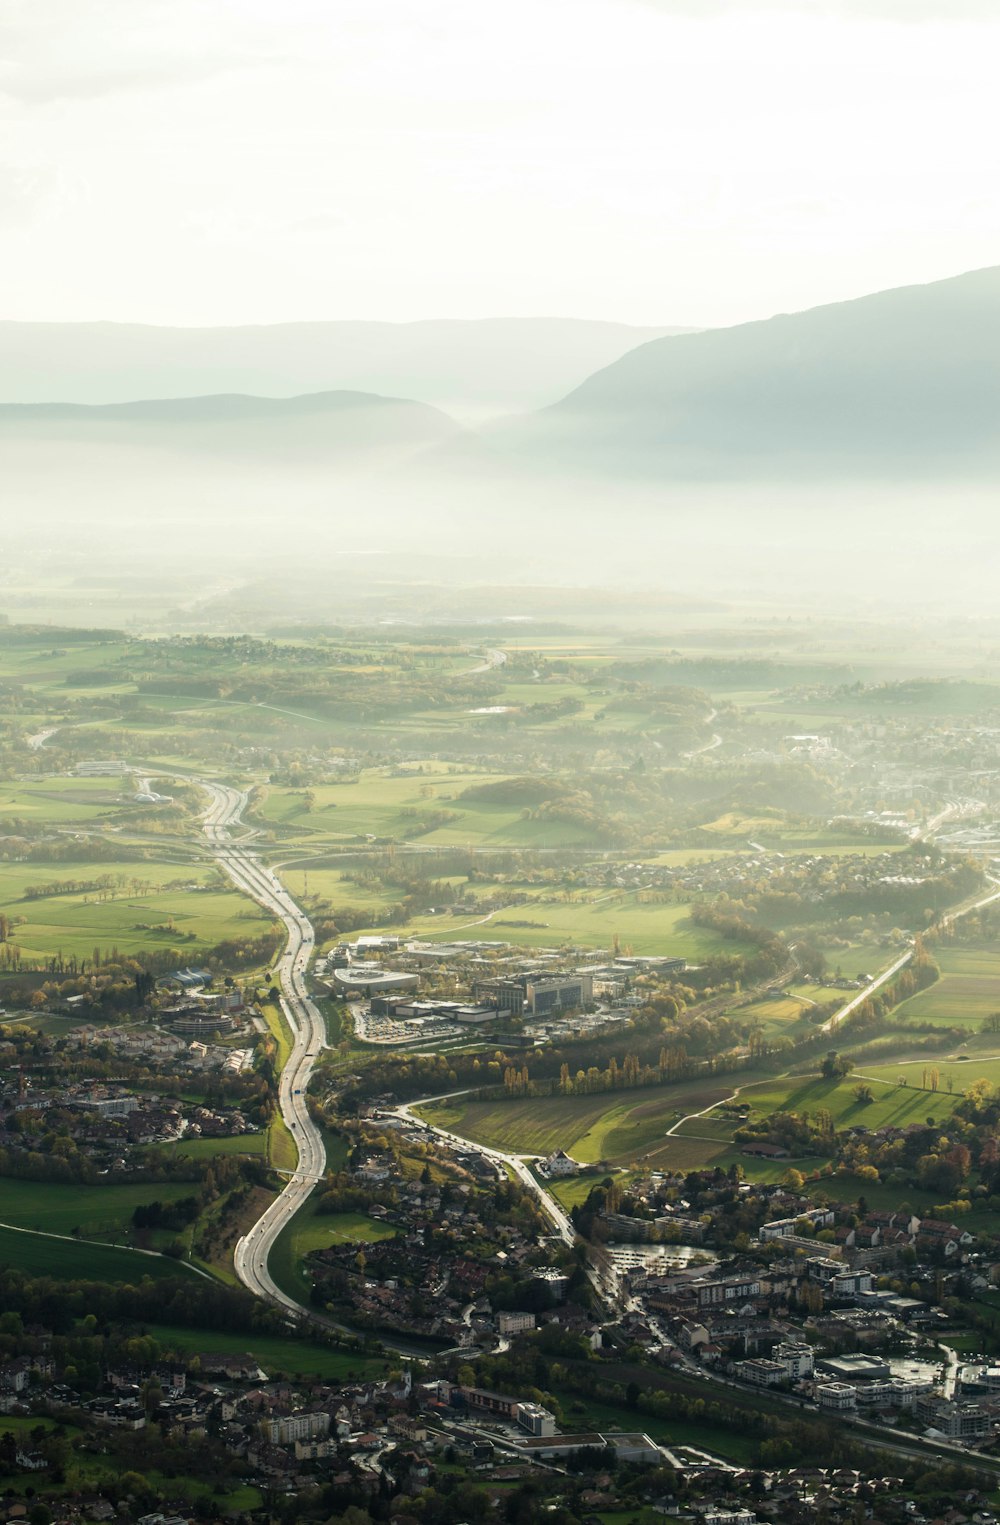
(199, 781, 328, 1314)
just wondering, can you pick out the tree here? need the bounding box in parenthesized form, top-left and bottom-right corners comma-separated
(821, 1050, 853, 1080)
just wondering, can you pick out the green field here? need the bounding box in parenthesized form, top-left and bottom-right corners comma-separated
(268, 1206, 398, 1305)
(256, 768, 601, 848)
(0, 1223, 200, 1281)
(358, 893, 744, 958)
(419, 1053, 994, 1183)
(171, 1132, 268, 1159)
(549, 1389, 759, 1465)
(0, 1177, 201, 1241)
(420, 1082, 738, 1165)
(145, 1320, 389, 1380)
(862, 1052, 1000, 1100)
(0, 855, 274, 963)
(737, 993, 817, 1039)
(894, 942, 1000, 1027)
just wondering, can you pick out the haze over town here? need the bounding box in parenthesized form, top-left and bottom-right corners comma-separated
(2, 4, 1000, 1522)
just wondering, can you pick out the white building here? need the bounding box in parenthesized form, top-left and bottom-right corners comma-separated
(517, 1402, 557, 1436)
(736, 1359, 786, 1388)
(268, 1410, 331, 1445)
(774, 1341, 815, 1380)
(543, 1149, 579, 1177)
(497, 1311, 536, 1336)
(817, 1382, 857, 1412)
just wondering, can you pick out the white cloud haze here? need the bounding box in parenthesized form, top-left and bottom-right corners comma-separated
(1, 0, 997, 326)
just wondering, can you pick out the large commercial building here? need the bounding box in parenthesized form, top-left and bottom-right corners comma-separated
(332, 967, 419, 996)
(472, 971, 594, 1017)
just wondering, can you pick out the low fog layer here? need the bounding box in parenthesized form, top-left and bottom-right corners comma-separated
(1, 264, 997, 626)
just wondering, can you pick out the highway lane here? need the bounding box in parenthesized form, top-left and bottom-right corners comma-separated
(199, 781, 328, 1315)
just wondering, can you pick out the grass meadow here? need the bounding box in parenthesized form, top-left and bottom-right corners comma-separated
(0, 1223, 199, 1281)
(0, 857, 273, 964)
(144, 1320, 389, 1380)
(268, 1206, 397, 1305)
(419, 1081, 740, 1165)
(0, 1177, 201, 1240)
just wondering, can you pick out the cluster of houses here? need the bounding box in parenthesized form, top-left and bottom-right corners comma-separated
(0, 1078, 257, 1163)
(3, 1333, 999, 1525)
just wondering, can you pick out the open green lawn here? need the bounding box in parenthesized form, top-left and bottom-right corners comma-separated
(376, 894, 745, 958)
(0, 857, 273, 962)
(894, 942, 1000, 1027)
(145, 1320, 389, 1380)
(0, 1223, 200, 1281)
(0, 1177, 200, 1241)
(544, 1173, 617, 1211)
(268, 1204, 397, 1305)
(171, 1132, 268, 1159)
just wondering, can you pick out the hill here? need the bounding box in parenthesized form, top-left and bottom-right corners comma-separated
(0, 317, 692, 421)
(500, 265, 1000, 479)
(0, 389, 463, 463)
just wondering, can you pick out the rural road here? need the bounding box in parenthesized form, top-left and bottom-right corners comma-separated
(463, 647, 507, 676)
(681, 708, 721, 760)
(392, 1094, 576, 1248)
(820, 875, 1000, 1035)
(200, 781, 328, 1314)
(390, 1094, 620, 1307)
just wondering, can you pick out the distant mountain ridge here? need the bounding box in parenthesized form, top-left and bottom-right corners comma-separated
(2, 266, 998, 493)
(0, 316, 692, 421)
(498, 264, 1000, 478)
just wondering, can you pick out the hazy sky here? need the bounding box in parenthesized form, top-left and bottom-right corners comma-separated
(2, 0, 998, 327)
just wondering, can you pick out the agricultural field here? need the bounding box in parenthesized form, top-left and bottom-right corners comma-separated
(861, 1052, 1000, 1099)
(253, 768, 604, 849)
(421, 1049, 995, 1187)
(419, 1081, 740, 1165)
(0, 855, 274, 964)
(735, 993, 817, 1040)
(726, 1071, 952, 1133)
(348, 892, 747, 959)
(893, 940, 1000, 1027)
